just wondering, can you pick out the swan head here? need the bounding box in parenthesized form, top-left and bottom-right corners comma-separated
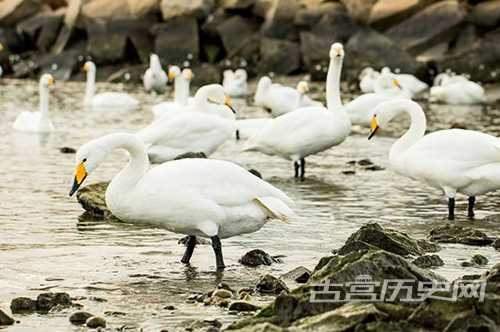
(223, 69, 234, 79)
(40, 73, 55, 87)
(182, 68, 193, 81)
(376, 73, 402, 92)
(235, 69, 247, 80)
(381, 67, 391, 74)
(69, 139, 109, 196)
(168, 65, 181, 81)
(329, 43, 344, 59)
(257, 76, 272, 89)
(198, 84, 236, 114)
(83, 61, 96, 74)
(368, 98, 415, 140)
(359, 67, 374, 80)
(296, 81, 309, 94)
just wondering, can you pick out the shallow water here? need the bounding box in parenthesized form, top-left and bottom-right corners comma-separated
(0, 78, 499, 331)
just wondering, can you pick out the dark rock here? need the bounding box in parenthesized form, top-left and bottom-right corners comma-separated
(186, 319, 222, 331)
(365, 165, 385, 171)
(216, 15, 259, 58)
(416, 239, 441, 253)
(10, 297, 37, 314)
(483, 263, 500, 283)
(340, 0, 377, 24)
(444, 312, 497, 332)
(342, 170, 356, 175)
(262, 0, 299, 40)
(173, 151, 207, 160)
(494, 239, 500, 251)
(76, 182, 110, 218)
(163, 305, 176, 310)
(59, 147, 76, 154)
(189, 63, 220, 87)
(469, 0, 500, 28)
(294, 2, 344, 28)
(281, 266, 311, 284)
(17, 12, 63, 52)
(0, 309, 14, 326)
(0, 0, 41, 26)
(357, 159, 373, 166)
(255, 275, 289, 295)
(258, 38, 300, 75)
(412, 254, 444, 269)
(36, 292, 72, 313)
(154, 17, 199, 66)
(471, 254, 489, 266)
(240, 249, 279, 267)
(86, 19, 127, 64)
(386, 0, 466, 54)
(368, 0, 433, 29)
(429, 225, 494, 246)
(338, 223, 437, 257)
(86, 316, 106, 328)
(69, 311, 93, 325)
(38, 43, 85, 81)
(228, 301, 260, 312)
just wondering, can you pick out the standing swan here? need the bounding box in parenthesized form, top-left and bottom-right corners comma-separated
(143, 54, 167, 94)
(83, 61, 139, 111)
(244, 43, 351, 179)
(69, 133, 295, 270)
(368, 99, 500, 220)
(13, 73, 55, 133)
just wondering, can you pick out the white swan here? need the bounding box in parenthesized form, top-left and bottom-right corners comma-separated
(143, 54, 167, 94)
(368, 99, 500, 220)
(223, 68, 248, 97)
(244, 43, 351, 178)
(346, 73, 410, 126)
(69, 133, 295, 270)
(151, 67, 193, 120)
(254, 76, 322, 117)
(430, 79, 485, 105)
(138, 84, 236, 163)
(235, 118, 271, 140)
(381, 67, 428, 97)
(83, 61, 139, 111)
(359, 67, 380, 93)
(13, 73, 55, 133)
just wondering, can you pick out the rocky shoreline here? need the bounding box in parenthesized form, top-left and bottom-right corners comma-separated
(0, 0, 499, 86)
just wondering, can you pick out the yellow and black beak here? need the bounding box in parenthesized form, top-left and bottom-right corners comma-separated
(82, 63, 88, 72)
(393, 79, 402, 89)
(368, 115, 379, 140)
(168, 70, 176, 82)
(69, 162, 87, 196)
(225, 96, 236, 114)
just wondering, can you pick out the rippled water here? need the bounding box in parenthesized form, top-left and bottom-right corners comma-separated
(0, 78, 499, 331)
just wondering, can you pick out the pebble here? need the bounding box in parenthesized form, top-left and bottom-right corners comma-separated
(163, 305, 176, 310)
(69, 311, 93, 325)
(239, 249, 280, 267)
(255, 274, 289, 295)
(86, 316, 106, 328)
(10, 297, 37, 314)
(212, 289, 233, 299)
(228, 301, 260, 312)
(471, 254, 489, 266)
(59, 147, 76, 154)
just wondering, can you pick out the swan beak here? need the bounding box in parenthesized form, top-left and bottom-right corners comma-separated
(82, 63, 88, 72)
(0, 43, 4, 52)
(225, 96, 236, 114)
(48, 76, 55, 86)
(393, 79, 402, 89)
(168, 70, 176, 81)
(368, 116, 379, 140)
(69, 162, 87, 197)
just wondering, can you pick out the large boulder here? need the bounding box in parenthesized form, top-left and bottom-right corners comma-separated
(17, 11, 63, 52)
(368, 0, 433, 29)
(386, 0, 466, 55)
(0, 0, 41, 26)
(294, 1, 344, 28)
(339, 0, 377, 24)
(154, 17, 199, 65)
(469, 0, 500, 28)
(258, 38, 300, 75)
(428, 224, 494, 246)
(160, 0, 214, 21)
(81, 0, 132, 20)
(216, 15, 259, 57)
(0, 309, 14, 326)
(86, 19, 127, 64)
(261, 0, 299, 40)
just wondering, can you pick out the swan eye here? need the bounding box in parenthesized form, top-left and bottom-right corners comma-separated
(82, 158, 87, 162)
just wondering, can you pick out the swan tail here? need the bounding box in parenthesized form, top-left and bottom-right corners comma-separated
(253, 197, 296, 223)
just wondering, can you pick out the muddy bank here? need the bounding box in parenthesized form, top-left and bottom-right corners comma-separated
(1, 0, 500, 84)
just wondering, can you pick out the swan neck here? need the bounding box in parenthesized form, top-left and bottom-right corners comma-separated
(174, 77, 189, 105)
(326, 56, 343, 110)
(39, 83, 49, 118)
(390, 102, 427, 161)
(85, 69, 96, 104)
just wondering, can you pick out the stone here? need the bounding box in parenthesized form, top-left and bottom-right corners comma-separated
(386, 0, 466, 54)
(240, 249, 279, 267)
(228, 301, 260, 312)
(36, 292, 72, 313)
(294, 2, 344, 28)
(255, 275, 289, 295)
(0, 309, 14, 326)
(154, 17, 199, 66)
(281, 266, 311, 284)
(444, 312, 497, 332)
(471, 254, 489, 266)
(81, 0, 131, 20)
(258, 38, 300, 75)
(337, 223, 435, 257)
(428, 224, 494, 246)
(38, 43, 85, 80)
(412, 254, 444, 269)
(262, 0, 299, 40)
(59, 147, 76, 154)
(469, 0, 500, 28)
(340, 0, 377, 24)
(76, 182, 110, 218)
(368, 0, 432, 29)
(17, 11, 63, 52)
(85, 19, 127, 64)
(86, 316, 106, 328)
(163, 305, 176, 310)
(0, 0, 41, 26)
(216, 15, 258, 57)
(69, 311, 93, 325)
(160, 0, 214, 21)
(186, 319, 222, 331)
(494, 239, 500, 251)
(212, 289, 233, 299)
(10, 297, 37, 314)
(189, 63, 221, 87)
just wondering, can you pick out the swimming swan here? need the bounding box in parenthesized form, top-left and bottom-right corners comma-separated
(143, 54, 167, 94)
(83, 61, 139, 111)
(244, 43, 351, 179)
(359, 67, 380, 93)
(13, 73, 55, 133)
(381, 67, 428, 98)
(138, 84, 236, 163)
(430, 80, 485, 105)
(223, 68, 248, 97)
(69, 133, 296, 270)
(368, 99, 500, 220)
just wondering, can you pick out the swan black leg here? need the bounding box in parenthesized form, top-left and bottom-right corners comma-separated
(294, 161, 300, 178)
(300, 158, 306, 180)
(448, 198, 455, 221)
(468, 196, 476, 219)
(235, 130, 240, 141)
(181, 235, 197, 264)
(211, 236, 225, 271)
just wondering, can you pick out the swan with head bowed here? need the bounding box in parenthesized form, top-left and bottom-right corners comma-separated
(151, 66, 193, 120)
(430, 77, 485, 105)
(346, 73, 410, 126)
(359, 67, 380, 93)
(69, 133, 295, 271)
(13, 73, 55, 133)
(368, 99, 500, 220)
(83, 61, 139, 111)
(143, 54, 167, 94)
(223, 68, 248, 97)
(254, 76, 322, 117)
(244, 43, 351, 179)
(138, 84, 236, 163)
(380, 67, 428, 98)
